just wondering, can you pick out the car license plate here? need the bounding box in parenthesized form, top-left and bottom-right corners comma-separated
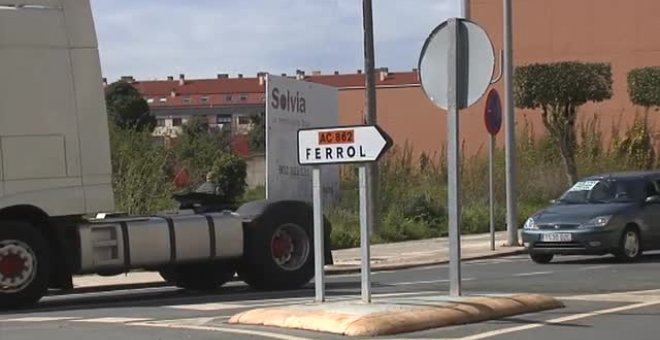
(541, 233, 572, 242)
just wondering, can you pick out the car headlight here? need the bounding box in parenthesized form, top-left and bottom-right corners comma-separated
(523, 217, 537, 229)
(580, 215, 612, 228)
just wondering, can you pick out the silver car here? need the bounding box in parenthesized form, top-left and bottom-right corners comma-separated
(521, 171, 660, 263)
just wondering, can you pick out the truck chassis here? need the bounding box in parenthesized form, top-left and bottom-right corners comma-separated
(0, 195, 332, 309)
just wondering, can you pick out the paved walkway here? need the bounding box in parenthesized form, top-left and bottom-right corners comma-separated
(71, 230, 524, 290)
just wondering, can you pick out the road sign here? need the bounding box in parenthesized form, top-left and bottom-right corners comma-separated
(298, 124, 393, 304)
(297, 125, 393, 166)
(265, 75, 340, 206)
(484, 89, 502, 252)
(484, 89, 502, 135)
(418, 19, 495, 111)
(418, 18, 495, 297)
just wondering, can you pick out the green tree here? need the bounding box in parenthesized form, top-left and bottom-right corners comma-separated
(173, 116, 246, 202)
(105, 80, 156, 132)
(182, 114, 211, 137)
(513, 61, 613, 185)
(248, 112, 266, 152)
(613, 66, 660, 169)
(109, 122, 175, 215)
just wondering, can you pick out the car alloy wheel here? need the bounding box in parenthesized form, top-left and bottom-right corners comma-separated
(623, 230, 640, 258)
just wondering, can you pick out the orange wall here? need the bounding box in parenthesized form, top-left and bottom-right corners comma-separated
(337, 0, 660, 160)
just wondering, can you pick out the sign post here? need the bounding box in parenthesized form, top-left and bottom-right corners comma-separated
(311, 166, 324, 302)
(358, 165, 370, 302)
(298, 124, 392, 303)
(418, 18, 495, 296)
(484, 89, 502, 251)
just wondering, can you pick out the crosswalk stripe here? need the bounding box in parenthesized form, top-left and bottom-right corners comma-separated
(167, 303, 246, 311)
(73, 317, 153, 323)
(0, 316, 80, 322)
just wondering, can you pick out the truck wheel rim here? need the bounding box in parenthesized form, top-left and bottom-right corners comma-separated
(0, 240, 37, 293)
(270, 223, 310, 271)
(624, 231, 639, 257)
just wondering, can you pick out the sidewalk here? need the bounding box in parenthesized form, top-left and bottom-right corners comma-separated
(71, 231, 524, 290)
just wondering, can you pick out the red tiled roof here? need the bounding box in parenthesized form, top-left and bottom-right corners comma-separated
(305, 71, 420, 88)
(132, 78, 264, 97)
(127, 70, 420, 107)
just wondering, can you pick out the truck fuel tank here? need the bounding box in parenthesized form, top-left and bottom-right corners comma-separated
(77, 210, 244, 273)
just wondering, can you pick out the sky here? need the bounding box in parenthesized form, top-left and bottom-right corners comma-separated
(89, 0, 462, 82)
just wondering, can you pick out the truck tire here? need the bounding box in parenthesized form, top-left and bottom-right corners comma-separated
(0, 222, 51, 309)
(158, 260, 236, 290)
(238, 202, 320, 290)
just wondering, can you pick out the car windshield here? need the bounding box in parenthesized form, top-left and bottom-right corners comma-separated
(557, 178, 641, 204)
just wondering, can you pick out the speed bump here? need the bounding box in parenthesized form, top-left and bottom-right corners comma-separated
(228, 293, 564, 337)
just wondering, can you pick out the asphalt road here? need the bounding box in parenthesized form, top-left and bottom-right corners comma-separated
(3, 252, 660, 339)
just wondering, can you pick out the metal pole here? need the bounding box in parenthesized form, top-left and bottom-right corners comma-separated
(461, 0, 470, 18)
(359, 165, 371, 303)
(503, 0, 519, 246)
(447, 18, 462, 297)
(489, 134, 495, 251)
(312, 167, 325, 302)
(362, 0, 379, 235)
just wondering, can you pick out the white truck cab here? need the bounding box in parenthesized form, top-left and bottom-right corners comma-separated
(0, 0, 332, 309)
(0, 0, 114, 216)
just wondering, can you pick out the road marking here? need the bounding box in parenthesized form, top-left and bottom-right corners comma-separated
(579, 265, 611, 271)
(129, 316, 225, 326)
(0, 316, 80, 322)
(559, 288, 660, 302)
(513, 271, 552, 277)
(130, 320, 314, 340)
(457, 299, 660, 340)
(73, 317, 153, 323)
(167, 302, 246, 311)
(393, 278, 475, 286)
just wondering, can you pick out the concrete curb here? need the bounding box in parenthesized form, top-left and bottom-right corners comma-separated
(227, 293, 564, 337)
(325, 248, 526, 274)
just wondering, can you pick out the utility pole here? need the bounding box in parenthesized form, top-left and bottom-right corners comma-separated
(362, 0, 378, 235)
(503, 0, 519, 246)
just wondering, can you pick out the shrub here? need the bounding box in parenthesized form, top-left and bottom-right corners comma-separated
(210, 152, 248, 204)
(628, 67, 660, 108)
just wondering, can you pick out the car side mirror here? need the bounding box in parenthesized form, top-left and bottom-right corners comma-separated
(645, 195, 660, 204)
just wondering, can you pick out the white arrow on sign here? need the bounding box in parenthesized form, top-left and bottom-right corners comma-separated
(297, 125, 393, 165)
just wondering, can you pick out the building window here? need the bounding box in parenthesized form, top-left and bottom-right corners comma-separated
(172, 118, 182, 126)
(239, 94, 248, 102)
(217, 115, 232, 123)
(159, 97, 167, 103)
(156, 119, 165, 127)
(147, 98, 154, 104)
(225, 95, 232, 102)
(238, 116, 251, 125)
(183, 96, 192, 104)
(201, 96, 209, 104)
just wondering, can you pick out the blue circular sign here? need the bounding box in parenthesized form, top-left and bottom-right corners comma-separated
(484, 89, 502, 135)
